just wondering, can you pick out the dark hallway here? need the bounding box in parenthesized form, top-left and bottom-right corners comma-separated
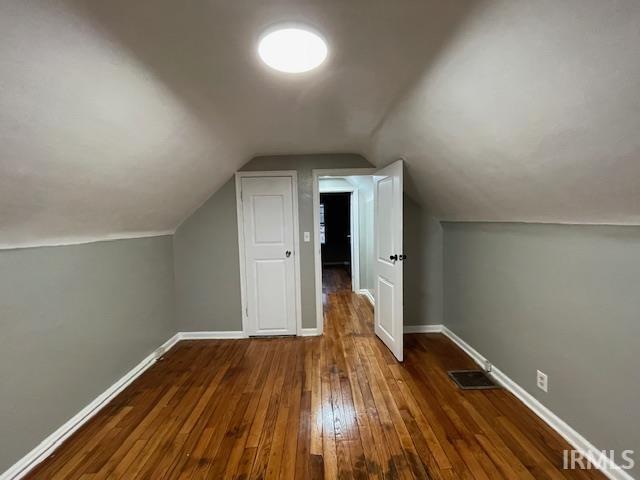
(320, 192, 352, 282)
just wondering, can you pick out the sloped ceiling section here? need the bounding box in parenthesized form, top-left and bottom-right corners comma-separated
(370, 0, 640, 224)
(0, 1, 246, 248)
(0, 0, 472, 247)
(2, 1, 639, 248)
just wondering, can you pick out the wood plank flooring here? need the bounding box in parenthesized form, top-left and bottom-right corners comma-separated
(26, 267, 606, 479)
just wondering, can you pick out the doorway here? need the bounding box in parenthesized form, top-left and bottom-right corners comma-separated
(320, 191, 355, 294)
(313, 162, 405, 361)
(312, 169, 374, 333)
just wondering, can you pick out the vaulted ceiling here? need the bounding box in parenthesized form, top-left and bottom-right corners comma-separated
(2, 0, 639, 247)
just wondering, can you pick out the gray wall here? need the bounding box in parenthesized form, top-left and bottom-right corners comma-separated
(173, 178, 243, 331)
(174, 153, 372, 331)
(443, 223, 640, 476)
(0, 236, 176, 472)
(404, 195, 443, 326)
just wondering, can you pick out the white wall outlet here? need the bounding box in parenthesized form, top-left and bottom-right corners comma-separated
(536, 370, 548, 392)
(303, 231, 310, 242)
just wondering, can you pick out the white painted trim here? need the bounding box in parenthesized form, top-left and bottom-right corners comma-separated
(0, 230, 174, 251)
(313, 168, 375, 334)
(290, 174, 304, 336)
(5, 329, 632, 480)
(318, 182, 360, 292)
(1, 333, 181, 480)
(318, 185, 356, 193)
(441, 326, 488, 369)
(313, 168, 377, 177)
(312, 171, 324, 335)
(350, 189, 360, 292)
(235, 171, 303, 337)
(440, 326, 634, 480)
(235, 173, 249, 336)
(358, 289, 375, 306)
(1, 331, 252, 479)
(179, 331, 246, 340)
(300, 328, 321, 337)
(403, 324, 443, 334)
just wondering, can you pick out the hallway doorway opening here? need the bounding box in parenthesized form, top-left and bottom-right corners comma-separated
(312, 170, 376, 334)
(320, 191, 354, 293)
(313, 162, 405, 361)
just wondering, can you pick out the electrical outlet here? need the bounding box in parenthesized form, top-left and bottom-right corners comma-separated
(303, 231, 310, 242)
(536, 370, 548, 392)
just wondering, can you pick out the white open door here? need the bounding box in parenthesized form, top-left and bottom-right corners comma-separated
(373, 160, 404, 361)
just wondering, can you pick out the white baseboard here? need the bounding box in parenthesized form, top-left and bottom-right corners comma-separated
(2, 329, 304, 480)
(300, 328, 321, 336)
(404, 324, 443, 334)
(1, 333, 181, 480)
(441, 326, 488, 369)
(178, 331, 246, 340)
(358, 289, 375, 306)
(7, 328, 632, 480)
(180, 330, 321, 339)
(441, 326, 634, 480)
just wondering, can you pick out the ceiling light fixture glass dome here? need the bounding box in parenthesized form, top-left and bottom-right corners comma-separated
(258, 26, 328, 73)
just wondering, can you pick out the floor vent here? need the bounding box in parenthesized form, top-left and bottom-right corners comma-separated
(448, 370, 500, 390)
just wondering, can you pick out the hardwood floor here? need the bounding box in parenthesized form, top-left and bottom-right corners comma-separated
(322, 265, 352, 293)
(26, 268, 605, 479)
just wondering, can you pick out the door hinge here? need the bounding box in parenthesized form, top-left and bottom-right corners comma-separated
(245, 306, 248, 317)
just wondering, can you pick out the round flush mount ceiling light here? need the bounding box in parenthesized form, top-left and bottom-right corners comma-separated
(258, 26, 328, 73)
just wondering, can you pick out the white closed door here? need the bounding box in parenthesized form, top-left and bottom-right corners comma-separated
(240, 176, 297, 336)
(373, 160, 404, 361)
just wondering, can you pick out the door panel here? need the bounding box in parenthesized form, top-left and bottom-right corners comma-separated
(241, 176, 297, 336)
(252, 195, 285, 243)
(376, 177, 394, 263)
(373, 160, 403, 361)
(254, 259, 288, 330)
(377, 277, 394, 335)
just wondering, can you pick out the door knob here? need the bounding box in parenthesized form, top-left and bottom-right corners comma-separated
(389, 254, 398, 261)
(285, 250, 291, 258)
(399, 254, 407, 261)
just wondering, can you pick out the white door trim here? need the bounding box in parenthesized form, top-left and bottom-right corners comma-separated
(312, 168, 376, 334)
(235, 170, 303, 336)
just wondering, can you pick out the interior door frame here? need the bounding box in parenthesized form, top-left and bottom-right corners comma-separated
(318, 184, 360, 293)
(235, 170, 303, 336)
(312, 168, 376, 334)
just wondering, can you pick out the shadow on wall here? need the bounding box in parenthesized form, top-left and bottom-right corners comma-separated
(173, 179, 243, 332)
(403, 193, 443, 326)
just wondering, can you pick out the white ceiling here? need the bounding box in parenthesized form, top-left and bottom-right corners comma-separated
(2, 0, 639, 247)
(370, 0, 640, 224)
